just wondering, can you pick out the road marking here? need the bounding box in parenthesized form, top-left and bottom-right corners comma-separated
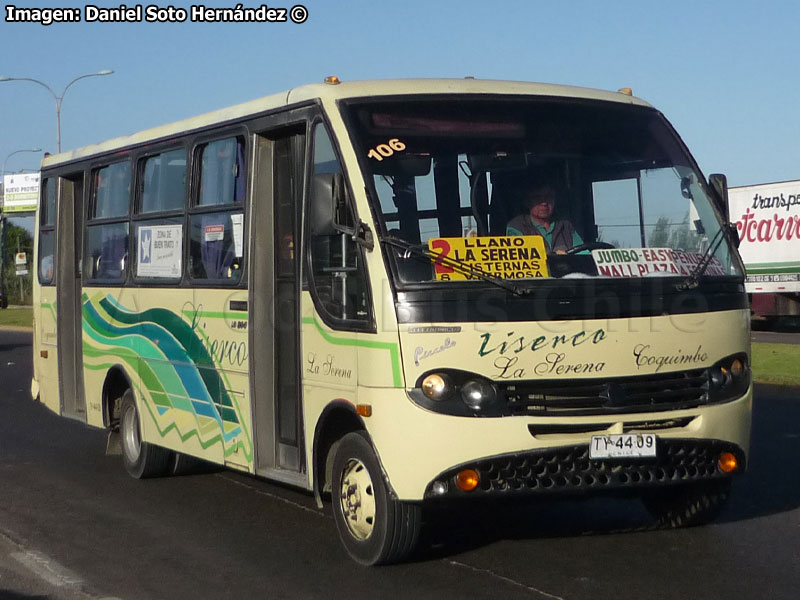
(11, 550, 85, 588)
(446, 559, 566, 600)
(218, 473, 326, 517)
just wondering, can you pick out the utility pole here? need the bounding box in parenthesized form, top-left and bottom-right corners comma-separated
(0, 215, 7, 309)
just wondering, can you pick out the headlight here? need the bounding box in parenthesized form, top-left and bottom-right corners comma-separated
(421, 373, 453, 401)
(460, 379, 498, 412)
(410, 370, 504, 417)
(707, 354, 749, 403)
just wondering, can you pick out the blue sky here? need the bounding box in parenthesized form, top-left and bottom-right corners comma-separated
(2, 0, 799, 189)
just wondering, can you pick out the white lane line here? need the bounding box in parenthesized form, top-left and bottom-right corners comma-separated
(446, 559, 566, 600)
(10, 550, 84, 588)
(217, 473, 326, 517)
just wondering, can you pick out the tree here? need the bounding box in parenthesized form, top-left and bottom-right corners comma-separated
(648, 216, 671, 247)
(668, 211, 701, 251)
(647, 212, 701, 251)
(1, 220, 34, 306)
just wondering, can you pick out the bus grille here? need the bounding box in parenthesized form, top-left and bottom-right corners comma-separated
(425, 439, 742, 498)
(503, 368, 708, 416)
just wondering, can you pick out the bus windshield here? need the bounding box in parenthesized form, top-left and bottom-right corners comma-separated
(342, 97, 743, 285)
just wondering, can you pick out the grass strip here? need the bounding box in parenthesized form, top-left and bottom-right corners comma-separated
(0, 307, 32, 329)
(751, 342, 800, 387)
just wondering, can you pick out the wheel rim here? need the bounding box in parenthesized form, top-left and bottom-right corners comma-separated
(339, 458, 377, 541)
(121, 400, 142, 462)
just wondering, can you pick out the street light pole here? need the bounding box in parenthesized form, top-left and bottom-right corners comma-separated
(0, 70, 114, 153)
(2, 148, 42, 178)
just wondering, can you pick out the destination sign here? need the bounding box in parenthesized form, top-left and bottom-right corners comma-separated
(427, 235, 549, 280)
(591, 247, 726, 278)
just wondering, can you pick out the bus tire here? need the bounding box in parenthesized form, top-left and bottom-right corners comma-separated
(642, 479, 731, 528)
(331, 431, 421, 565)
(120, 389, 172, 479)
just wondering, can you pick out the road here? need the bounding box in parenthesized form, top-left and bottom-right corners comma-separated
(1, 329, 799, 600)
(751, 330, 800, 345)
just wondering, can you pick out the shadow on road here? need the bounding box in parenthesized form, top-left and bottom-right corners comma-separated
(413, 384, 800, 561)
(724, 385, 800, 521)
(0, 591, 49, 600)
(0, 342, 30, 353)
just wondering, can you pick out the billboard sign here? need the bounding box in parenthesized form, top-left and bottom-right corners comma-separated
(1, 172, 40, 213)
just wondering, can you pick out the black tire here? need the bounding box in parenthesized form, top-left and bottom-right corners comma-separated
(119, 389, 173, 479)
(642, 479, 732, 528)
(171, 452, 212, 476)
(331, 432, 421, 565)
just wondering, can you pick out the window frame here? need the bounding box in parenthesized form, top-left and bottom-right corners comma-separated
(187, 131, 249, 287)
(83, 161, 133, 286)
(303, 117, 376, 333)
(131, 143, 188, 285)
(37, 177, 57, 286)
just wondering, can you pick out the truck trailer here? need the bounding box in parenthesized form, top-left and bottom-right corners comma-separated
(729, 180, 800, 324)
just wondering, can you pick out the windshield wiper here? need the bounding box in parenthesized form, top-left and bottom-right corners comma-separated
(380, 235, 527, 296)
(675, 227, 726, 291)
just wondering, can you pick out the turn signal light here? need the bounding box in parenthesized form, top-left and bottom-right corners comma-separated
(730, 359, 744, 377)
(456, 469, 480, 492)
(718, 452, 738, 473)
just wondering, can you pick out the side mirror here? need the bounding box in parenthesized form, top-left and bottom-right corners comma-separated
(709, 173, 729, 221)
(310, 173, 350, 236)
(725, 222, 741, 249)
(309, 173, 373, 250)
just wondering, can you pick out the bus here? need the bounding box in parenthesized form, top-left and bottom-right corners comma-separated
(32, 78, 751, 565)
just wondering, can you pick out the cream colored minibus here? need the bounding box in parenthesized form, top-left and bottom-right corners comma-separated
(32, 78, 750, 565)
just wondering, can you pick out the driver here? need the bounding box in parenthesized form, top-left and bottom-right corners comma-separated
(506, 183, 583, 254)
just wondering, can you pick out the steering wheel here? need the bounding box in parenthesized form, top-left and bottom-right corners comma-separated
(565, 241, 615, 255)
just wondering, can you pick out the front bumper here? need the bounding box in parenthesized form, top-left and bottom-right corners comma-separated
(425, 437, 745, 499)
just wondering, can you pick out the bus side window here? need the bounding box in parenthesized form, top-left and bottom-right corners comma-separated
(307, 125, 370, 325)
(38, 178, 57, 285)
(189, 136, 246, 283)
(85, 162, 131, 283)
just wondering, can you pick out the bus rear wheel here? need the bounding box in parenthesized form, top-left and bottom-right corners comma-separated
(331, 432, 421, 565)
(120, 389, 172, 479)
(642, 479, 732, 528)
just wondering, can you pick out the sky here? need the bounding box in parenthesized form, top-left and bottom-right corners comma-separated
(1, 0, 799, 192)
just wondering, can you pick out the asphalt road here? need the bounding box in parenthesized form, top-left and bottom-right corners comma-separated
(1, 329, 799, 600)
(751, 330, 800, 345)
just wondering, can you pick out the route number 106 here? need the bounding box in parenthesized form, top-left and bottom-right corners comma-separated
(367, 138, 406, 161)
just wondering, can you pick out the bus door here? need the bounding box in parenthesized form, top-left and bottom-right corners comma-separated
(250, 118, 308, 481)
(56, 173, 86, 420)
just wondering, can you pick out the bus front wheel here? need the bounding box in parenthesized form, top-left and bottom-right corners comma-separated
(331, 431, 421, 565)
(120, 389, 172, 479)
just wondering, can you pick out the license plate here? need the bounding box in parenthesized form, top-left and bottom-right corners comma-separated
(590, 434, 657, 459)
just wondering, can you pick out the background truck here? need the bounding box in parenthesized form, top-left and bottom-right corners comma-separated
(729, 180, 800, 325)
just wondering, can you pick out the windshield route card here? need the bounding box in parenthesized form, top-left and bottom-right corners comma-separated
(427, 235, 549, 281)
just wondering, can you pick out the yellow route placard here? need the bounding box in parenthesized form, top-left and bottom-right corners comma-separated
(427, 235, 549, 280)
